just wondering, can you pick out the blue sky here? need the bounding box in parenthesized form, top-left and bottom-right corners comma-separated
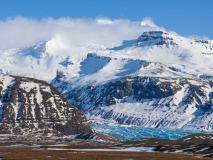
(0, 0, 212, 39)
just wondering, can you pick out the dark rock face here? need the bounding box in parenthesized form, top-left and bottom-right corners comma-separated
(137, 31, 177, 46)
(0, 73, 93, 136)
(67, 77, 175, 109)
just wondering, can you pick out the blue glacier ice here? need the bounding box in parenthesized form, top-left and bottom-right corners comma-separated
(91, 123, 213, 141)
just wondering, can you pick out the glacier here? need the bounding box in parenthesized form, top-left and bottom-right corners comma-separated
(91, 122, 213, 141)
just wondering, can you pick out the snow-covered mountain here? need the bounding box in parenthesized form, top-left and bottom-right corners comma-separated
(1, 30, 213, 130)
(0, 73, 94, 136)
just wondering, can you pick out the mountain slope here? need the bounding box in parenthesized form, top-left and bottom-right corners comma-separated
(51, 56, 213, 130)
(0, 73, 93, 136)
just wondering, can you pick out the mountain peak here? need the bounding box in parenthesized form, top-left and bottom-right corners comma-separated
(137, 31, 176, 46)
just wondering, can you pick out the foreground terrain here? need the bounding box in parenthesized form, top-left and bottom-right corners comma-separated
(1, 134, 213, 159)
(0, 148, 208, 160)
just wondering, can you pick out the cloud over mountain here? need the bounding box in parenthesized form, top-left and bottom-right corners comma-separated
(0, 16, 164, 50)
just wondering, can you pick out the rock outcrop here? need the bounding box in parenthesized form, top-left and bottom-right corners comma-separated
(0, 73, 94, 136)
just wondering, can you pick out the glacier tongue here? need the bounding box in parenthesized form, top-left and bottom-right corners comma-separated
(90, 122, 213, 140)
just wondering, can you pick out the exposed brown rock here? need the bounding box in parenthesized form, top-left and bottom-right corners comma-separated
(0, 73, 94, 136)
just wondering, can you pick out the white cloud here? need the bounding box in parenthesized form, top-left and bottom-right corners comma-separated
(0, 16, 165, 51)
(97, 18, 114, 25)
(140, 17, 165, 31)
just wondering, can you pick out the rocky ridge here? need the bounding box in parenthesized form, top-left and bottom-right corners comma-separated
(0, 73, 94, 136)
